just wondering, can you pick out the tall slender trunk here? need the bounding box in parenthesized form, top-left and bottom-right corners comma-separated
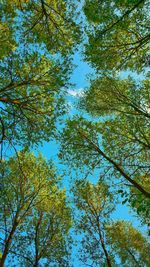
(0, 218, 18, 267)
(96, 218, 112, 267)
(33, 213, 43, 267)
(78, 130, 150, 198)
(99, 231, 112, 267)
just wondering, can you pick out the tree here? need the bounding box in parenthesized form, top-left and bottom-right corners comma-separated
(79, 75, 150, 218)
(83, 0, 149, 72)
(0, 151, 71, 267)
(106, 220, 150, 266)
(80, 0, 150, 202)
(2, 0, 80, 56)
(72, 180, 150, 267)
(59, 117, 150, 198)
(0, 51, 67, 154)
(127, 173, 150, 226)
(17, 189, 72, 267)
(80, 75, 150, 120)
(0, 0, 80, 159)
(72, 179, 114, 267)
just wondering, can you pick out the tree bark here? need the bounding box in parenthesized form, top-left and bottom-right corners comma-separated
(97, 218, 112, 267)
(33, 213, 43, 267)
(0, 218, 18, 267)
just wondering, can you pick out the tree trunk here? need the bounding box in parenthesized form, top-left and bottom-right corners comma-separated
(0, 218, 18, 267)
(96, 218, 112, 267)
(99, 231, 112, 267)
(33, 213, 43, 267)
(78, 130, 150, 198)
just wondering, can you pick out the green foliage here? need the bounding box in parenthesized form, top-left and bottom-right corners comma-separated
(59, 117, 102, 169)
(0, 0, 149, 266)
(0, 151, 72, 266)
(0, 51, 67, 147)
(72, 179, 114, 266)
(129, 174, 150, 225)
(17, 190, 72, 266)
(84, 0, 149, 72)
(59, 114, 150, 195)
(0, 21, 16, 60)
(106, 220, 150, 266)
(79, 73, 150, 222)
(72, 179, 150, 266)
(81, 76, 150, 118)
(0, 0, 80, 157)
(1, 0, 80, 55)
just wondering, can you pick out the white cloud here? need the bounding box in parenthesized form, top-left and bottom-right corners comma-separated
(67, 88, 84, 97)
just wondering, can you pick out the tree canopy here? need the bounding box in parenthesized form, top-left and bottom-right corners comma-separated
(0, 151, 71, 267)
(0, 0, 80, 158)
(72, 179, 114, 267)
(0, 0, 150, 266)
(84, 0, 150, 72)
(106, 220, 150, 266)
